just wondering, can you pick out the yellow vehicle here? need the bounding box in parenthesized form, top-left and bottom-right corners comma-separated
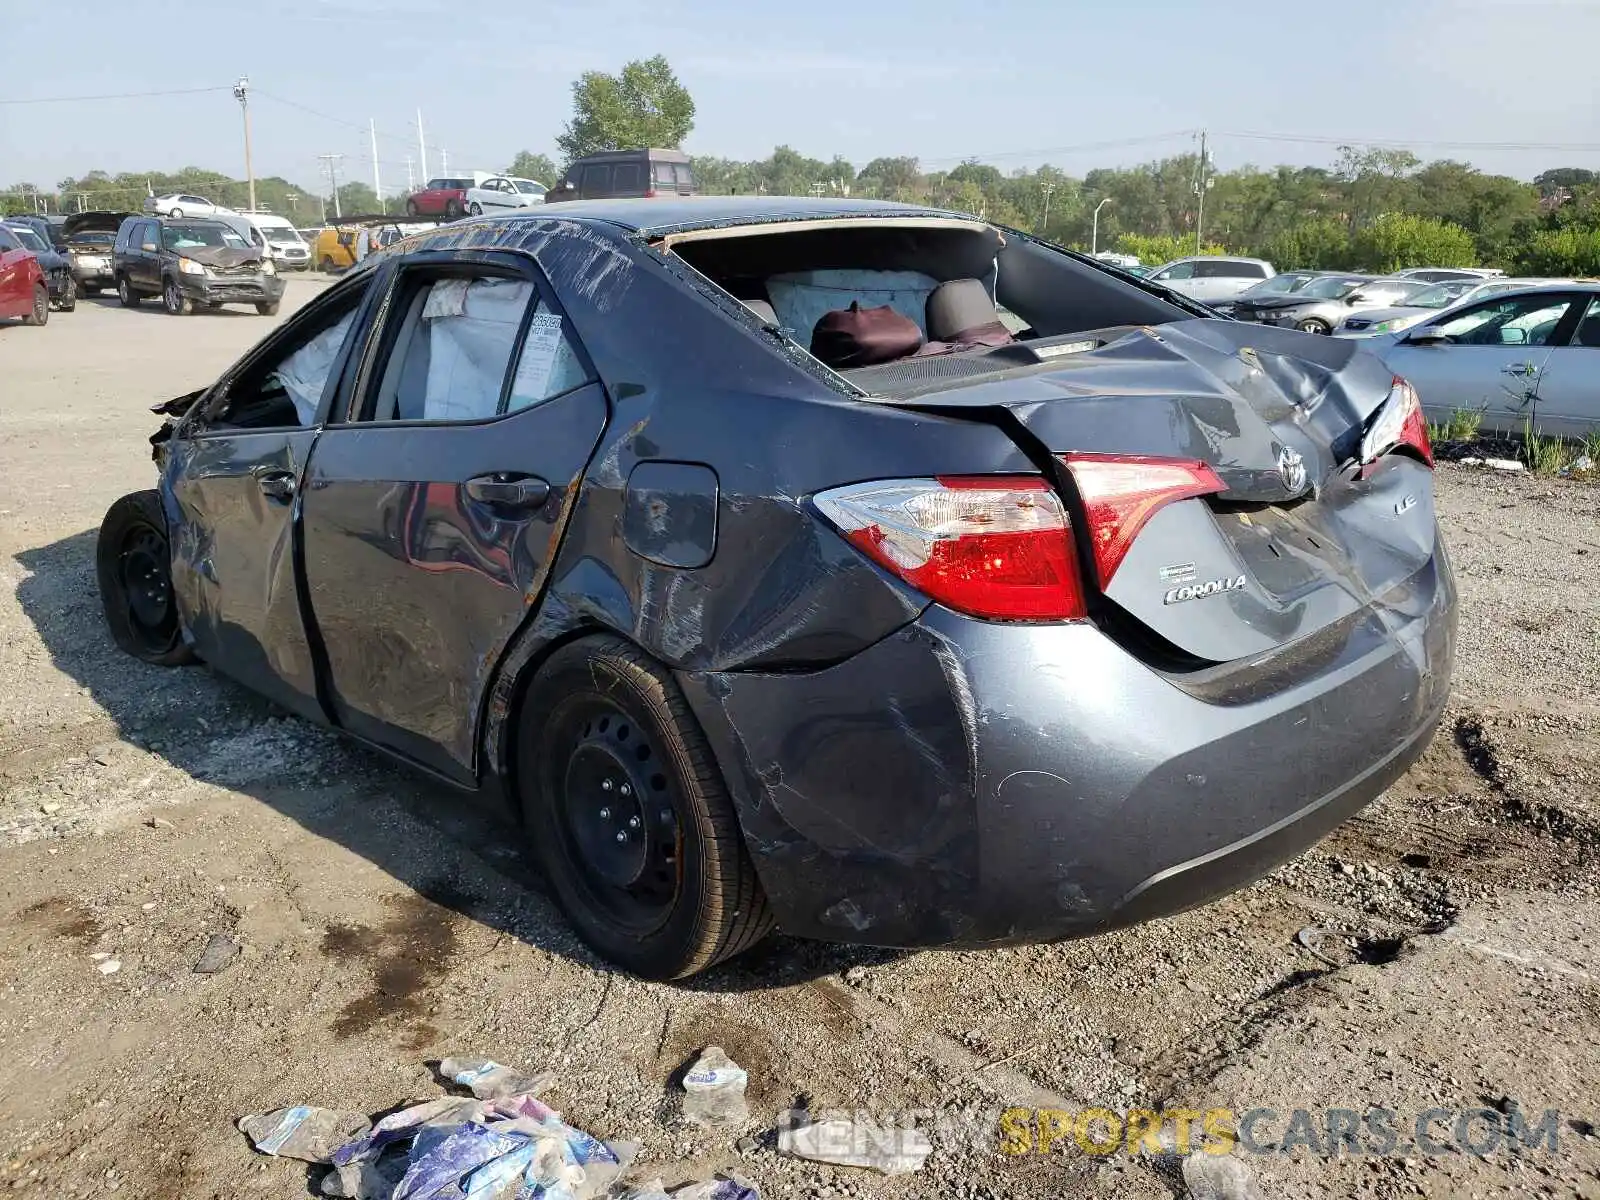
(312, 216, 440, 272)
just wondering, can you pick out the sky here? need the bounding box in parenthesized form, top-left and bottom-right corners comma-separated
(3, 0, 1598, 200)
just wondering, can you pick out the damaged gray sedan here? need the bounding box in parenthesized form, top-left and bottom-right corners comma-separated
(95, 198, 1457, 979)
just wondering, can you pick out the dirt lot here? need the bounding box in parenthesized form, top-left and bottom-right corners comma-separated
(2, 286, 1598, 1200)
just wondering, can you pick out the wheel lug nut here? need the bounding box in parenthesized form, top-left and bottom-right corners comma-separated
(628, 816, 640, 829)
(599, 806, 611, 819)
(615, 831, 627, 843)
(619, 784, 631, 797)
(601, 779, 614, 792)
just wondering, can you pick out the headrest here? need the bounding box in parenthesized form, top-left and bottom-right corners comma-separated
(742, 298, 778, 324)
(926, 278, 1000, 341)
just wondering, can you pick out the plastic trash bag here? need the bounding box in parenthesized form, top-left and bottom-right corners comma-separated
(779, 1117, 931, 1175)
(239, 1106, 372, 1163)
(441, 1056, 556, 1101)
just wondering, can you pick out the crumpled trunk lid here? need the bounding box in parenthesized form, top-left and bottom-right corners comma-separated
(902, 320, 1440, 663)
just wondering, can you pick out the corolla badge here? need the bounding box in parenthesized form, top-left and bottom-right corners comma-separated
(1277, 445, 1307, 494)
(1164, 575, 1247, 605)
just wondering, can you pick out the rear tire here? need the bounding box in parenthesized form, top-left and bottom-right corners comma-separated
(22, 284, 48, 325)
(162, 279, 191, 315)
(81, 285, 101, 298)
(170, 207, 184, 218)
(117, 276, 140, 307)
(445, 199, 462, 219)
(405, 199, 419, 217)
(96, 490, 197, 667)
(56, 278, 77, 312)
(517, 636, 773, 979)
(320, 256, 336, 273)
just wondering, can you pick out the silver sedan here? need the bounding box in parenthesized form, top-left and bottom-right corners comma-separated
(1359, 284, 1600, 438)
(1231, 275, 1427, 335)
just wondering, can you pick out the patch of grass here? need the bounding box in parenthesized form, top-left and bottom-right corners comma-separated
(1428, 405, 1486, 444)
(1580, 430, 1600, 467)
(1521, 419, 1574, 476)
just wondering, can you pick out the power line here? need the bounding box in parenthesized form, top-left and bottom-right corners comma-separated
(0, 84, 232, 105)
(1214, 129, 1600, 154)
(919, 130, 1197, 168)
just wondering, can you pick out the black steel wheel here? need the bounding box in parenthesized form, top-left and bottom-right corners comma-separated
(517, 636, 772, 978)
(95, 491, 197, 666)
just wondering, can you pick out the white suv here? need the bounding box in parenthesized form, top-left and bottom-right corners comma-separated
(1147, 256, 1276, 303)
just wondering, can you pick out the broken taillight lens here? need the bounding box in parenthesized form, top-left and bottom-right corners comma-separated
(1061, 454, 1226, 588)
(813, 476, 1084, 620)
(1360, 376, 1434, 468)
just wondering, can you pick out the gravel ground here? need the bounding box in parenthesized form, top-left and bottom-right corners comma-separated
(1, 289, 1598, 1200)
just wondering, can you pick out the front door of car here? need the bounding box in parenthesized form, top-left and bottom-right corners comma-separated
(132, 220, 162, 290)
(298, 250, 609, 781)
(1384, 292, 1583, 432)
(161, 273, 377, 721)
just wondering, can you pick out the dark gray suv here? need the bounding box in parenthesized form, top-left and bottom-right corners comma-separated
(545, 148, 695, 202)
(113, 215, 286, 316)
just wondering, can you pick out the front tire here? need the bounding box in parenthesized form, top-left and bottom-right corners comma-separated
(117, 276, 140, 307)
(1296, 318, 1330, 335)
(405, 199, 419, 217)
(22, 284, 48, 325)
(468, 202, 483, 216)
(162, 279, 192, 315)
(55, 278, 77, 312)
(81, 284, 101, 298)
(256, 301, 280, 316)
(517, 636, 773, 979)
(96, 490, 197, 667)
(445, 199, 463, 219)
(169, 207, 184, 218)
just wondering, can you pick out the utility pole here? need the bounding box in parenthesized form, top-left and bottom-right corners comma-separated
(1193, 129, 1211, 254)
(233, 77, 256, 212)
(440, 147, 449, 175)
(416, 109, 428, 181)
(318, 154, 345, 218)
(370, 118, 384, 213)
(1039, 180, 1055, 234)
(1092, 197, 1113, 255)
(404, 156, 415, 193)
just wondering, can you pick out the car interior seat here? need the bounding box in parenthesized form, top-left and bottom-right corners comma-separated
(1576, 315, 1600, 347)
(925, 278, 1015, 347)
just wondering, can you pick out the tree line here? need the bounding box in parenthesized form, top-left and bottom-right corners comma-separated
(6, 53, 1598, 276)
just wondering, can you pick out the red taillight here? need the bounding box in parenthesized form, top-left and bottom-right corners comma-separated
(1061, 454, 1225, 588)
(813, 476, 1084, 621)
(1361, 376, 1434, 468)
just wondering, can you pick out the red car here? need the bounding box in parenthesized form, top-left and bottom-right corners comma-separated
(405, 177, 474, 219)
(0, 224, 49, 325)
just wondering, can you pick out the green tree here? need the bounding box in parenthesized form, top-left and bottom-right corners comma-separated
(1335, 145, 1421, 233)
(1349, 213, 1477, 273)
(507, 151, 559, 185)
(556, 55, 694, 161)
(1512, 226, 1600, 276)
(856, 157, 921, 200)
(1114, 233, 1224, 265)
(1258, 216, 1350, 269)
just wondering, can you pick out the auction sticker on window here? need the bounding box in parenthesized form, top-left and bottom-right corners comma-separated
(512, 312, 565, 403)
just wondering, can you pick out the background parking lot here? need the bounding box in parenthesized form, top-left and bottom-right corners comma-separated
(2, 284, 1598, 1199)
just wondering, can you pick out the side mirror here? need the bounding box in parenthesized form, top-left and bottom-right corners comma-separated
(1404, 330, 1452, 346)
(141, 242, 158, 252)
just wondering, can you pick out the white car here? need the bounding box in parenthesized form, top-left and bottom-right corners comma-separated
(464, 176, 548, 215)
(142, 193, 232, 219)
(1336, 278, 1575, 339)
(1360, 284, 1600, 438)
(1146, 256, 1276, 303)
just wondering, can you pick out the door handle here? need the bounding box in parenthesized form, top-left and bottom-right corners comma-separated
(1500, 363, 1538, 376)
(464, 474, 550, 509)
(254, 468, 296, 501)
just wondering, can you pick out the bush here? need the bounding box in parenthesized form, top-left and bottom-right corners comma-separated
(1350, 214, 1477, 273)
(1257, 217, 1350, 270)
(1511, 226, 1600, 276)
(1114, 233, 1226, 266)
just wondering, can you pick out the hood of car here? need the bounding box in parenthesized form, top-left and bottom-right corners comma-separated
(63, 211, 133, 239)
(175, 245, 264, 268)
(1340, 305, 1427, 327)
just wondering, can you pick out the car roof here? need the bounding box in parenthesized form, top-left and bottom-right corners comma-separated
(497, 195, 961, 236)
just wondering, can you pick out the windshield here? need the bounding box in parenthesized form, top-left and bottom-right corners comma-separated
(69, 231, 116, 247)
(162, 223, 249, 250)
(10, 227, 49, 252)
(1300, 276, 1365, 300)
(514, 180, 546, 195)
(1405, 282, 1477, 309)
(264, 228, 304, 245)
(1241, 274, 1312, 297)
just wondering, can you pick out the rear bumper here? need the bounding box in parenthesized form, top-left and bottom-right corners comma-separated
(679, 545, 1456, 948)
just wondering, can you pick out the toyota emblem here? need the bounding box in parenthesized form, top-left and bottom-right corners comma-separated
(1277, 446, 1307, 494)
